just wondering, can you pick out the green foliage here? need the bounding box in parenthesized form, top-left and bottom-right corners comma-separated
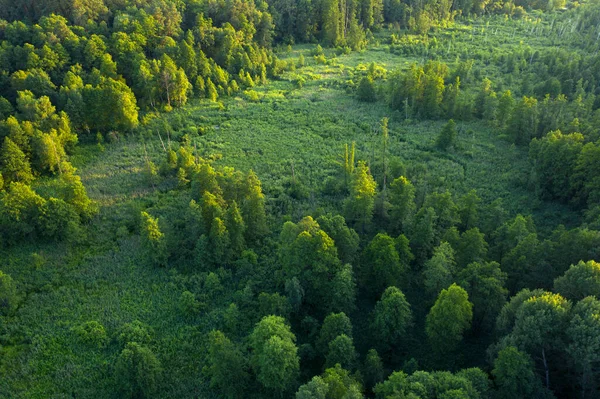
(457, 261, 507, 330)
(140, 211, 168, 267)
(72, 320, 108, 348)
(344, 160, 377, 229)
(372, 286, 413, 348)
(357, 76, 377, 102)
(566, 297, 600, 396)
(250, 315, 299, 394)
(115, 342, 162, 398)
(492, 346, 544, 399)
(388, 176, 416, 234)
(436, 120, 457, 151)
(423, 242, 456, 299)
(204, 330, 249, 398)
(554, 260, 600, 301)
(361, 233, 406, 296)
(325, 334, 358, 370)
(0, 270, 18, 315)
(317, 312, 353, 354)
(1, 137, 34, 185)
(426, 283, 473, 353)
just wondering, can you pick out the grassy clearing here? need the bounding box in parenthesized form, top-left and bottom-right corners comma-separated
(0, 16, 582, 397)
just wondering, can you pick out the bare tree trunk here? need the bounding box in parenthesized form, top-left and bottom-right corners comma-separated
(542, 348, 550, 389)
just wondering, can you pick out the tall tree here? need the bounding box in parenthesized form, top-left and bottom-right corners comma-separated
(344, 160, 377, 232)
(426, 283, 473, 353)
(371, 286, 413, 349)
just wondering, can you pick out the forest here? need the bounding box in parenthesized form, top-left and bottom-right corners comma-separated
(0, 0, 600, 397)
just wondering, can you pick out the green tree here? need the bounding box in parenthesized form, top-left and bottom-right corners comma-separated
(506, 96, 538, 146)
(426, 283, 473, 353)
(554, 260, 600, 301)
(457, 261, 507, 330)
(423, 242, 456, 299)
(529, 130, 583, 203)
(344, 161, 377, 232)
(388, 176, 416, 234)
(115, 342, 162, 399)
(410, 206, 438, 262)
(357, 76, 377, 102)
(225, 201, 246, 257)
(140, 211, 167, 267)
(496, 90, 514, 129)
(458, 190, 480, 231)
(566, 297, 600, 397)
(317, 214, 360, 265)
(249, 315, 299, 395)
(0, 270, 18, 315)
(325, 334, 358, 370)
(363, 349, 384, 390)
(209, 217, 230, 265)
(317, 312, 353, 355)
(242, 170, 268, 244)
(510, 292, 571, 389)
(455, 228, 488, 268)
(492, 346, 546, 399)
(1, 137, 34, 185)
(361, 233, 406, 296)
(436, 119, 457, 151)
(372, 286, 413, 349)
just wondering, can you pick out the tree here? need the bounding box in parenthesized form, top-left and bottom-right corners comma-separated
(554, 260, 600, 301)
(458, 190, 480, 231)
(361, 233, 406, 296)
(317, 312, 353, 355)
(492, 346, 544, 399)
(357, 76, 377, 102)
(455, 228, 488, 268)
(209, 217, 230, 265)
(423, 242, 456, 299)
(344, 161, 377, 232)
(510, 292, 571, 389)
(388, 176, 416, 234)
(566, 297, 600, 397)
(325, 334, 358, 370)
(410, 206, 438, 262)
(372, 286, 413, 349)
(426, 283, 473, 353)
(297, 364, 363, 399)
(140, 211, 168, 267)
(506, 96, 538, 146)
(1, 137, 34, 185)
(317, 214, 360, 265)
(242, 170, 268, 244)
(457, 261, 507, 330)
(363, 349, 384, 390)
(249, 316, 299, 395)
(225, 201, 246, 257)
(0, 270, 18, 315)
(529, 131, 583, 203)
(82, 77, 139, 132)
(115, 342, 162, 398)
(574, 142, 600, 207)
(496, 90, 514, 129)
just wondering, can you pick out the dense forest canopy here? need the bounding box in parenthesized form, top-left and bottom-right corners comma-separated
(1, 0, 600, 398)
